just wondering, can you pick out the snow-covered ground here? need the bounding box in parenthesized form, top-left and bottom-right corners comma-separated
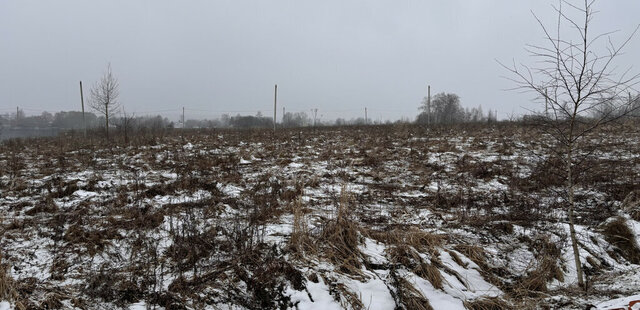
(1, 125, 639, 309)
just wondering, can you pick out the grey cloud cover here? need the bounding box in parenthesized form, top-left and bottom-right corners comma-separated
(1, 0, 639, 121)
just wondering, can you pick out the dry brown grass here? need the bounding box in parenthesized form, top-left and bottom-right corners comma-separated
(422, 260, 444, 291)
(2, 122, 640, 307)
(516, 256, 563, 295)
(514, 235, 564, 296)
(334, 282, 365, 310)
(0, 253, 19, 303)
(386, 245, 444, 290)
(463, 296, 511, 310)
(319, 186, 365, 276)
(448, 250, 468, 268)
(377, 226, 446, 290)
(454, 244, 487, 268)
(288, 197, 316, 258)
(601, 217, 640, 264)
(586, 255, 602, 271)
(371, 227, 444, 256)
(621, 190, 640, 221)
(0, 262, 11, 300)
(393, 275, 434, 310)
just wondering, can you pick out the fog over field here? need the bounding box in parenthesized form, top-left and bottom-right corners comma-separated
(1, 1, 639, 121)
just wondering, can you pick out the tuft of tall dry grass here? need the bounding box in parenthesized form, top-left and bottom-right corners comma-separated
(463, 296, 511, 310)
(288, 196, 316, 258)
(454, 244, 487, 268)
(319, 185, 365, 276)
(386, 245, 444, 290)
(371, 227, 444, 256)
(0, 253, 19, 302)
(601, 217, 640, 264)
(334, 282, 365, 310)
(392, 275, 434, 310)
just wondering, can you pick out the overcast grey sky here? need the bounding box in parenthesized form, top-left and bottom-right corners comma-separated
(1, 0, 639, 122)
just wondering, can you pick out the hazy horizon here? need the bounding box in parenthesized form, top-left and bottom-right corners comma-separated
(2, 0, 639, 122)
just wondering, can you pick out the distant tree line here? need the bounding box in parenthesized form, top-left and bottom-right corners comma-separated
(591, 93, 640, 120)
(0, 110, 173, 131)
(416, 92, 497, 124)
(515, 93, 640, 123)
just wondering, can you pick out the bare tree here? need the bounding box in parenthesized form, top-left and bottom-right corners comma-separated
(90, 63, 120, 139)
(117, 110, 136, 144)
(418, 92, 464, 124)
(501, 0, 639, 289)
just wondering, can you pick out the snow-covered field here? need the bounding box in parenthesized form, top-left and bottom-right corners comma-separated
(1, 124, 639, 309)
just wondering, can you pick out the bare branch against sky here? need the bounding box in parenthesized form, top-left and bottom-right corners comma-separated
(1, 1, 638, 121)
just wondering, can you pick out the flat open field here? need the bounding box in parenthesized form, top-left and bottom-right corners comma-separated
(1, 123, 640, 309)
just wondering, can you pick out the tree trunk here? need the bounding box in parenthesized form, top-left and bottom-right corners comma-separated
(567, 143, 585, 289)
(105, 103, 109, 139)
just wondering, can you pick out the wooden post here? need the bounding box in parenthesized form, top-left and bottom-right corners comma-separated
(80, 81, 86, 137)
(274, 84, 277, 132)
(365, 107, 368, 125)
(282, 106, 285, 125)
(16, 106, 19, 126)
(182, 107, 185, 129)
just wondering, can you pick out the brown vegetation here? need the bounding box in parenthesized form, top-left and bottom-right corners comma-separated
(0, 122, 639, 308)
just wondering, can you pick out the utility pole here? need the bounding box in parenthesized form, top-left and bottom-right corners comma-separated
(80, 81, 86, 137)
(182, 107, 185, 129)
(365, 107, 368, 125)
(313, 108, 318, 127)
(273, 84, 277, 132)
(282, 106, 285, 126)
(427, 85, 431, 125)
(16, 106, 19, 127)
